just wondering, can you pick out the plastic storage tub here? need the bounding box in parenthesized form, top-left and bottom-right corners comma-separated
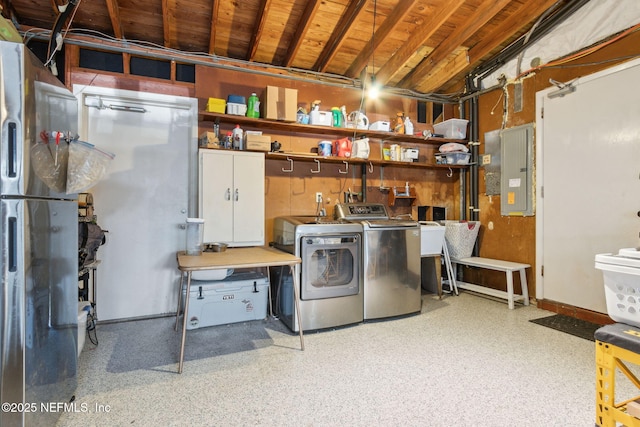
(205, 98, 226, 113)
(77, 302, 91, 356)
(419, 221, 445, 256)
(444, 220, 481, 259)
(435, 152, 471, 165)
(595, 248, 640, 327)
(227, 103, 247, 116)
(433, 119, 469, 139)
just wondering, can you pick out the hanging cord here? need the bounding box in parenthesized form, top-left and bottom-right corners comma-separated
(45, 0, 81, 74)
(86, 306, 98, 346)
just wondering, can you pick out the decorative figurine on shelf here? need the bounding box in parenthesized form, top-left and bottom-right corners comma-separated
(394, 112, 405, 134)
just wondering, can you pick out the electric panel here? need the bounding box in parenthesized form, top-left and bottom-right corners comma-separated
(500, 123, 534, 216)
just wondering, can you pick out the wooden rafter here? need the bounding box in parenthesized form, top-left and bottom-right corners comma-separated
(104, 0, 124, 39)
(282, 0, 321, 67)
(162, 0, 177, 48)
(247, 0, 271, 61)
(345, 0, 416, 79)
(313, 0, 367, 73)
(415, 47, 469, 93)
(208, 0, 219, 55)
(399, 0, 511, 89)
(374, 0, 465, 85)
(466, 0, 559, 64)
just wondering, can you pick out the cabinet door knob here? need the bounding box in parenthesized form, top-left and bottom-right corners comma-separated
(225, 188, 231, 201)
(235, 188, 239, 201)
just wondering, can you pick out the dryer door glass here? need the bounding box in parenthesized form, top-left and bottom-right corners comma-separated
(300, 235, 360, 300)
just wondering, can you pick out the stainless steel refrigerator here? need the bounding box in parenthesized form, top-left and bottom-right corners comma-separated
(0, 41, 79, 426)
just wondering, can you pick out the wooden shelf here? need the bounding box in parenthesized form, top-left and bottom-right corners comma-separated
(388, 187, 417, 206)
(265, 152, 468, 170)
(199, 111, 465, 145)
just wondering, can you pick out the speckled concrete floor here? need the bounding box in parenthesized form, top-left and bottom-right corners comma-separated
(55, 292, 629, 427)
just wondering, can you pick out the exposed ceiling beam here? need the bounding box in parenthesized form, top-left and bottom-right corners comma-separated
(208, 0, 219, 55)
(415, 47, 469, 93)
(400, 0, 511, 89)
(374, 0, 465, 85)
(313, 0, 367, 73)
(466, 0, 559, 64)
(104, 0, 124, 39)
(247, 0, 271, 61)
(345, 0, 416, 78)
(283, 0, 321, 67)
(162, 0, 178, 48)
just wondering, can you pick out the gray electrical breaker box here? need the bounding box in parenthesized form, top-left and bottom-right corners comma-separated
(500, 123, 534, 216)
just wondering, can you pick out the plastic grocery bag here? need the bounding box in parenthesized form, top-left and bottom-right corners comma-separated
(31, 131, 70, 193)
(66, 140, 115, 194)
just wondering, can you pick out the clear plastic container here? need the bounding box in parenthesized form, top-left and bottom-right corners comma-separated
(185, 218, 205, 256)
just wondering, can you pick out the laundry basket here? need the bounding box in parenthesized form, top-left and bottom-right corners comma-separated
(444, 221, 481, 260)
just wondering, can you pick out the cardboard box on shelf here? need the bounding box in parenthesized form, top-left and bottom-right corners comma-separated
(263, 86, 297, 122)
(245, 133, 271, 151)
(199, 131, 220, 149)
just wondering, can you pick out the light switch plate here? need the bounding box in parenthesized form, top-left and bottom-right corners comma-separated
(482, 154, 491, 165)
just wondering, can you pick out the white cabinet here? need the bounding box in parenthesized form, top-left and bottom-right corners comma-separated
(199, 149, 265, 246)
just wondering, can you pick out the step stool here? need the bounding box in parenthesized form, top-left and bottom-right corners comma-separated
(595, 323, 640, 426)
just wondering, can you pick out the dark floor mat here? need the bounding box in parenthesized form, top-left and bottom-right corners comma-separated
(529, 314, 603, 341)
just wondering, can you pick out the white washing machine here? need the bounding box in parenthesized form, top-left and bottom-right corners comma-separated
(595, 247, 640, 327)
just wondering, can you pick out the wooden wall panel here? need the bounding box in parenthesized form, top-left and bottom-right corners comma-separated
(195, 66, 460, 245)
(468, 29, 640, 312)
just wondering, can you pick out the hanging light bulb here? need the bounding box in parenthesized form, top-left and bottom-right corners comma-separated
(368, 75, 379, 99)
(367, 0, 379, 100)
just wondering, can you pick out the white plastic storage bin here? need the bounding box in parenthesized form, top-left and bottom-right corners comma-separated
(435, 152, 471, 165)
(420, 221, 445, 256)
(77, 302, 91, 356)
(227, 103, 247, 116)
(433, 119, 469, 139)
(182, 272, 269, 330)
(595, 248, 640, 327)
(444, 220, 481, 259)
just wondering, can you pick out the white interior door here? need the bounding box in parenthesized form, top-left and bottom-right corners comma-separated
(75, 86, 197, 321)
(535, 59, 640, 313)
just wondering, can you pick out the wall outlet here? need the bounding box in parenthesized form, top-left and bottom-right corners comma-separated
(315, 192, 323, 203)
(482, 154, 491, 165)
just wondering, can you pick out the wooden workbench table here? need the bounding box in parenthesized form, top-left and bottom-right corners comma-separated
(175, 246, 302, 373)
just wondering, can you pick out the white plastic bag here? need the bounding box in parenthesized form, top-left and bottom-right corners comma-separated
(66, 140, 115, 194)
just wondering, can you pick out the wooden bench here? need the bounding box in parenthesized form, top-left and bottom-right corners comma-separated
(452, 257, 530, 309)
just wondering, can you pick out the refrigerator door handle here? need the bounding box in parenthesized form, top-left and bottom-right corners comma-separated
(8, 216, 17, 271)
(7, 122, 17, 177)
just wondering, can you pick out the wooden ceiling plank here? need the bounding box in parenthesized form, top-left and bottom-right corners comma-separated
(247, 0, 271, 61)
(283, 0, 321, 67)
(467, 0, 559, 63)
(208, 0, 219, 55)
(344, 0, 416, 79)
(104, 0, 124, 39)
(400, 0, 511, 90)
(416, 47, 469, 93)
(375, 0, 466, 85)
(313, 0, 367, 73)
(161, 0, 177, 48)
